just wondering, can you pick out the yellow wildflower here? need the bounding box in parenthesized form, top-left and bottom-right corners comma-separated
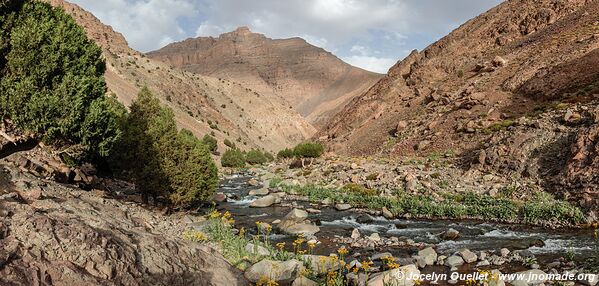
(276, 242, 286, 251)
(337, 246, 348, 256)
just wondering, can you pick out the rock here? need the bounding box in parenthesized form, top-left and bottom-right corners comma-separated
(250, 195, 280, 207)
(368, 233, 381, 242)
(279, 209, 309, 229)
(415, 140, 430, 151)
(371, 252, 393, 261)
(335, 203, 352, 211)
(445, 255, 465, 267)
(321, 198, 332, 205)
(211, 192, 227, 202)
(506, 270, 548, 286)
(301, 255, 339, 275)
(292, 276, 318, 286)
(405, 174, 418, 192)
(564, 110, 582, 123)
(580, 274, 598, 286)
(356, 214, 375, 224)
(476, 260, 490, 267)
(396, 121, 408, 132)
(283, 224, 320, 235)
(247, 179, 261, 186)
(368, 264, 420, 286)
(17, 185, 43, 202)
(500, 248, 510, 257)
(417, 247, 437, 266)
(459, 249, 478, 264)
(245, 243, 270, 256)
(414, 256, 427, 268)
(492, 56, 507, 67)
(249, 187, 269, 196)
(441, 228, 460, 240)
(382, 207, 394, 219)
(245, 259, 302, 284)
(305, 208, 321, 214)
(351, 228, 361, 239)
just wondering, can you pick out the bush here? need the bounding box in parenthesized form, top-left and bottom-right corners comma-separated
(277, 148, 294, 159)
(202, 134, 218, 153)
(221, 148, 246, 168)
(223, 138, 236, 149)
(293, 142, 324, 158)
(245, 149, 268, 165)
(0, 1, 122, 158)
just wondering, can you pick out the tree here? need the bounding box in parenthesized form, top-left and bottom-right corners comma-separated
(0, 1, 121, 159)
(245, 149, 267, 165)
(223, 138, 236, 149)
(293, 142, 325, 158)
(277, 148, 294, 159)
(221, 148, 246, 168)
(112, 88, 217, 206)
(202, 134, 217, 153)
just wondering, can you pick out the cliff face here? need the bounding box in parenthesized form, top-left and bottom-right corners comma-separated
(43, 0, 315, 153)
(147, 27, 383, 127)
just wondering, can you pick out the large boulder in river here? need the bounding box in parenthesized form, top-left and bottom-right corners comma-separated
(244, 259, 302, 284)
(249, 194, 280, 207)
(249, 187, 269, 196)
(283, 223, 320, 235)
(417, 247, 437, 266)
(368, 264, 420, 286)
(440, 228, 460, 240)
(278, 209, 308, 229)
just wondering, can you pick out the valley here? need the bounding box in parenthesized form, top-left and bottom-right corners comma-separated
(0, 0, 598, 285)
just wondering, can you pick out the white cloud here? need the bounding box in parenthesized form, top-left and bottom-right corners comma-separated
(70, 0, 503, 66)
(342, 55, 396, 74)
(71, 0, 198, 52)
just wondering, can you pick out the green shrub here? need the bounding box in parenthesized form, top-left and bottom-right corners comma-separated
(202, 134, 218, 153)
(0, 1, 122, 158)
(342, 183, 377, 196)
(245, 149, 267, 165)
(292, 142, 324, 158)
(277, 148, 294, 159)
(221, 148, 246, 168)
(223, 138, 236, 149)
(264, 152, 275, 162)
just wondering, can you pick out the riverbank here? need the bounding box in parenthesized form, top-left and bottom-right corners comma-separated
(199, 171, 599, 286)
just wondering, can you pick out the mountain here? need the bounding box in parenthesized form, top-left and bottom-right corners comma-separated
(147, 27, 383, 127)
(44, 0, 315, 153)
(318, 0, 599, 210)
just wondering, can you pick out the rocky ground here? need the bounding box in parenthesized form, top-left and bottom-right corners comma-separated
(0, 151, 246, 286)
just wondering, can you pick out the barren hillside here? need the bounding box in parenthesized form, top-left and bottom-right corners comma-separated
(45, 0, 315, 153)
(319, 0, 599, 212)
(147, 27, 383, 127)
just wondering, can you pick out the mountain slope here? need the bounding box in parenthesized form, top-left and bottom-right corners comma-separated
(45, 0, 315, 153)
(147, 27, 383, 127)
(317, 0, 599, 213)
(319, 0, 596, 155)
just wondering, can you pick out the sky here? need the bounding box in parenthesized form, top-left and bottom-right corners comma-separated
(70, 0, 502, 74)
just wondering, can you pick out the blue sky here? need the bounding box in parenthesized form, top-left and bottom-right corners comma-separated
(70, 0, 502, 73)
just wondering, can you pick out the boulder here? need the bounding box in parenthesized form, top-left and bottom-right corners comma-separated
(382, 207, 394, 219)
(247, 179, 261, 186)
(279, 209, 309, 229)
(301, 255, 339, 275)
(367, 264, 420, 286)
(245, 259, 302, 284)
(458, 249, 478, 264)
(249, 195, 280, 208)
(368, 233, 381, 242)
(283, 224, 320, 235)
(351, 228, 361, 239)
(492, 56, 507, 67)
(249, 187, 269, 196)
(211, 192, 227, 202)
(335, 203, 352, 211)
(445, 255, 464, 267)
(417, 247, 437, 266)
(371, 252, 393, 261)
(245, 243, 270, 256)
(441, 228, 460, 240)
(580, 274, 598, 286)
(292, 276, 318, 286)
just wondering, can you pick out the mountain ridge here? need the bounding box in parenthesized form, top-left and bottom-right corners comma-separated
(147, 27, 383, 127)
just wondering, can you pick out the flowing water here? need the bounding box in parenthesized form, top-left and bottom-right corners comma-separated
(217, 174, 597, 264)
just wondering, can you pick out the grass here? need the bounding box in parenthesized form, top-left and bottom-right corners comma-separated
(484, 119, 516, 133)
(278, 184, 585, 226)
